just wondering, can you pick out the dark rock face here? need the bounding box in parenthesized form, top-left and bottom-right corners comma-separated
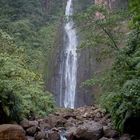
(109, 0, 128, 10)
(46, 1, 101, 108)
(119, 134, 131, 140)
(95, 0, 128, 10)
(26, 126, 37, 136)
(48, 130, 60, 140)
(45, 0, 128, 108)
(0, 124, 27, 140)
(76, 47, 95, 107)
(123, 117, 140, 137)
(45, 17, 65, 107)
(103, 126, 119, 138)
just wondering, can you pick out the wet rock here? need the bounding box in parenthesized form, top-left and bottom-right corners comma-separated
(26, 136, 35, 140)
(63, 112, 76, 120)
(34, 131, 46, 140)
(99, 117, 108, 126)
(119, 134, 131, 140)
(123, 116, 140, 136)
(39, 121, 51, 130)
(20, 119, 38, 129)
(19, 106, 133, 140)
(99, 137, 110, 140)
(75, 121, 103, 140)
(48, 130, 60, 140)
(64, 117, 76, 128)
(103, 126, 119, 138)
(20, 119, 30, 129)
(65, 127, 77, 140)
(26, 126, 37, 136)
(0, 124, 27, 140)
(99, 137, 115, 140)
(47, 114, 67, 128)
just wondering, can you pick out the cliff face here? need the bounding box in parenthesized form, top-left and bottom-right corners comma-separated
(76, 0, 128, 107)
(47, 0, 128, 107)
(95, 0, 128, 10)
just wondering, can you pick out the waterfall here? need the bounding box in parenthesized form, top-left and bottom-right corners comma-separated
(60, 135, 67, 140)
(60, 0, 78, 109)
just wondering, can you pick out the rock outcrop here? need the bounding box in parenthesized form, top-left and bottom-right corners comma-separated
(0, 124, 27, 140)
(95, 0, 128, 10)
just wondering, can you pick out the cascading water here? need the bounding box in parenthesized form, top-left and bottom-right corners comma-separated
(60, 0, 78, 109)
(60, 134, 67, 140)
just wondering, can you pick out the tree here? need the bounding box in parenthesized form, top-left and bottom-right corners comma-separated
(78, 0, 140, 131)
(0, 30, 54, 122)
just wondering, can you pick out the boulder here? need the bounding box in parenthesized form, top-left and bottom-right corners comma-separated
(63, 112, 76, 120)
(34, 131, 46, 140)
(0, 124, 27, 140)
(64, 117, 76, 128)
(119, 134, 131, 140)
(48, 130, 60, 140)
(65, 127, 77, 140)
(47, 114, 67, 128)
(26, 126, 37, 136)
(26, 136, 35, 140)
(20, 119, 38, 129)
(99, 137, 115, 140)
(39, 121, 51, 130)
(75, 121, 103, 140)
(103, 126, 119, 138)
(99, 137, 109, 140)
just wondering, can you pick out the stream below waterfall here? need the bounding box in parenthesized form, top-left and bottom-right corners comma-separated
(60, 135, 67, 140)
(60, 0, 78, 109)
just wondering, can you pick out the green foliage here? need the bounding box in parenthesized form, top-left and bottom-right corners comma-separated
(81, 1, 140, 132)
(75, 5, 128, 52)
(101, 78, 140, 131)
(0, 0, 64, 73)
(0, 31, 54, 121)
(88, 29, 140, 131)
(83, 30, 140, 132)
(99, 30, 140, 131)
(129, 0, 140, 29)
(0, 0, 64, 122)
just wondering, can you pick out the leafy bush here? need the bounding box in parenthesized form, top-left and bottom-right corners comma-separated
(100, 30, 140, 131)
(0, 31, 54, 122)
(101, 79, 140, 131)
(81, 0, 140, 132)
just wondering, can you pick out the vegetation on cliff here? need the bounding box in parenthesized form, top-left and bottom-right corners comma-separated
(0, 0, 64, 122)
(78, 0, 140, 132)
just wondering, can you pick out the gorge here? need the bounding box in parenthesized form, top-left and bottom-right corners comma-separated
(48, 0, 129, 108)
(0, 0, 140, 140)
(48, 0, 94, 108)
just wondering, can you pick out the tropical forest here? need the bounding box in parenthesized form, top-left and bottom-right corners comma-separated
(0, 0, 139, 140)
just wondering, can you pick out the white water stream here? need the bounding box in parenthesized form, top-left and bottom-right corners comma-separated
(63, 0, 78, 109)
(60, 135, 67, 140)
